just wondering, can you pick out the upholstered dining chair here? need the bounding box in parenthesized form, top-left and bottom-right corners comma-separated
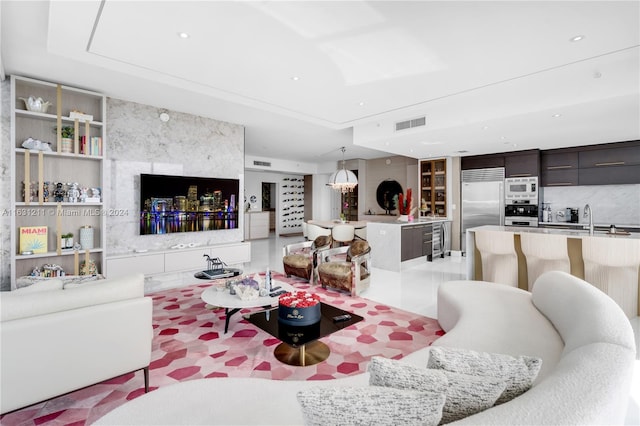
(317, 240, 371, 296)
(331, 224, 355, 247)
(306, 222, 332, 242)
(354, 226, 367, 241)
(282, 235, 332, 283)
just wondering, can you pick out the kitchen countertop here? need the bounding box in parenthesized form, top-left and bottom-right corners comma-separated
(539, 222, 640, 230)
(366, 218, 450, 226)
(470, 225, 640, 240)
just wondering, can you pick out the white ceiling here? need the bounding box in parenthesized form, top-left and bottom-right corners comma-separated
(2, 1, 639, 164)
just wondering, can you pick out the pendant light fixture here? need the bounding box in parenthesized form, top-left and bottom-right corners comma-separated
(328, 147, 358, 193)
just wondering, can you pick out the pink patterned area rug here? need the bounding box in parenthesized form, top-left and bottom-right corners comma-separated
(1, 272, 443, 425)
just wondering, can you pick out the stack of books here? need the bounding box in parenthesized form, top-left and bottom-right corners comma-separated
(79, 136, 103, 156)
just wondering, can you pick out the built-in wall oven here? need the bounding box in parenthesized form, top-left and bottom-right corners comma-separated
(504, 204, 539, 227)
(504, 176, 539, 226)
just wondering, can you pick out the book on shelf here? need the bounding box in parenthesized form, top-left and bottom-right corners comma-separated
(19, 226, 48, 253)
(79, 136, 102, 156)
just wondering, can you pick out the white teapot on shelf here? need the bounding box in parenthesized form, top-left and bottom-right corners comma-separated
(19, 96, 51, 113)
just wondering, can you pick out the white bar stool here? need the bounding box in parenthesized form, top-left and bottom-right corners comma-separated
(474, 230, 518, 287)
(520, 232, 571, 291)
(582, 236, 640, 318)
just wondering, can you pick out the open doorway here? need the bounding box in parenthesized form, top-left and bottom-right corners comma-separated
(262, 182, 276, 231)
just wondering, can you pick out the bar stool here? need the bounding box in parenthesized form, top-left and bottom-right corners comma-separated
(582, 236, 640, 318)
(331, 224, 355, 247)
(519, 232, 570, 291)
(474, 230, 518, 287)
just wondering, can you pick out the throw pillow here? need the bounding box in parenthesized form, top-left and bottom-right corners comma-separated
(14, 278, 64, 293)
(368, 356, 506, 424)
(297, 386, 445, 426)
(427, 347, 542, 404)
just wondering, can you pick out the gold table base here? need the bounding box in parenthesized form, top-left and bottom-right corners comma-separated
(274, 341, 330, 366)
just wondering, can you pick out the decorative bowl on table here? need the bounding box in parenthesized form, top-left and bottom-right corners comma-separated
(278, 291, 321, 326)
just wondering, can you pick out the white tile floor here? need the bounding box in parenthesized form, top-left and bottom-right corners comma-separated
(246, 232, 639, 425)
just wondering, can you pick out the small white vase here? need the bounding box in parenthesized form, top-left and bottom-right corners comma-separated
(397, 214, 409, 222)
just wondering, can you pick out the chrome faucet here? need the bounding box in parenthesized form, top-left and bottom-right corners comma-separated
(584, 204, 594, 235)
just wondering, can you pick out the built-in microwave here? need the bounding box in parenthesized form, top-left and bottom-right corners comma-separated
(505, 177, 538, 202)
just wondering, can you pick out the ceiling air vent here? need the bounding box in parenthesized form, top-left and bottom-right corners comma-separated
(253, 160, 271, 167)
(395, 116, 426, 132)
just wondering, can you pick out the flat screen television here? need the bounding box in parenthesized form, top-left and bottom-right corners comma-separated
(140, 174, 239, 235)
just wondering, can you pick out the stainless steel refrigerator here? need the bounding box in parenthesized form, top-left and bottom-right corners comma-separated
(461, 167, 505, 253)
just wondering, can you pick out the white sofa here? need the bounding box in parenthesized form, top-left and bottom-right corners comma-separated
(0, 273, 152, 415)
(95, 271, 636, 425)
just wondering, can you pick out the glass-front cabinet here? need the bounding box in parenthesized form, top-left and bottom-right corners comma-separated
(10, 76, 106, 286)
(419, 159, 447, 217)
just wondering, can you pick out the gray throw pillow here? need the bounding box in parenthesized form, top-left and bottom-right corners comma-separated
(297, 386, 445, 426)
(427, 347, 542, 404)
(368, 356, 506, 424)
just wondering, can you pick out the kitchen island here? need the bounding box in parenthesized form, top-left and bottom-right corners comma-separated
(367, 219, 451, 272)
(466, 225, 640, 317)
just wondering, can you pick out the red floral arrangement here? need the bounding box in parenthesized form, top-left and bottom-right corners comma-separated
(279, 291, 320, 308)
(397, 188, 412, 215)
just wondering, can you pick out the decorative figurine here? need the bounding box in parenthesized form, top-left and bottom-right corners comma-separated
(53, 182, 65, 202)
(67, 182, 80, 203)
(43, 181, 50, 202)
(80, 187, 88, 203)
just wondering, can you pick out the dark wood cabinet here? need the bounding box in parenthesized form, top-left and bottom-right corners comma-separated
(461, 154, 505, 170)
(579, 164, 640, 185)
(462, 150, 539, 178)
(541, 150, 579, 186)
(505, 150, 539, 178)
(579, 144, 640, 168)
(577, 142, 640, 185)
(539, 141, 640, 186)
(419, 159, 446, 218)
(401, 224, 432, 261)
(542, 169, 579, 186)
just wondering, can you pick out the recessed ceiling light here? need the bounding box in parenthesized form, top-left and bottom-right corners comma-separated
(291, 76, 300, 81)
(570, 35, 585, 42)
(482, 126, 489, 130)
(500, 136, 506, 140)
(552, 113, 562, 118)
(178, 32, 190, 39)
(358, 101, 365, 106)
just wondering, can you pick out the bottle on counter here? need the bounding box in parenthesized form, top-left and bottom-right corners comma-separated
(542, 204, 552, 222)
(265, 267, 271, 291)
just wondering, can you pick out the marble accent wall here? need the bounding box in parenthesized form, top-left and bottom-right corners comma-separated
(1, 80, 11, 288)
(542, 184, 640, 226)
(105, 98, 244, 255)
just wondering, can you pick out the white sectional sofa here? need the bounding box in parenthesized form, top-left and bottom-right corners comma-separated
(0, 273, 152, 414)
(95, 271, 636, 425)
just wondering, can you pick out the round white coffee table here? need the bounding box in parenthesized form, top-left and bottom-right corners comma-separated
(201, 280, 296, 333)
